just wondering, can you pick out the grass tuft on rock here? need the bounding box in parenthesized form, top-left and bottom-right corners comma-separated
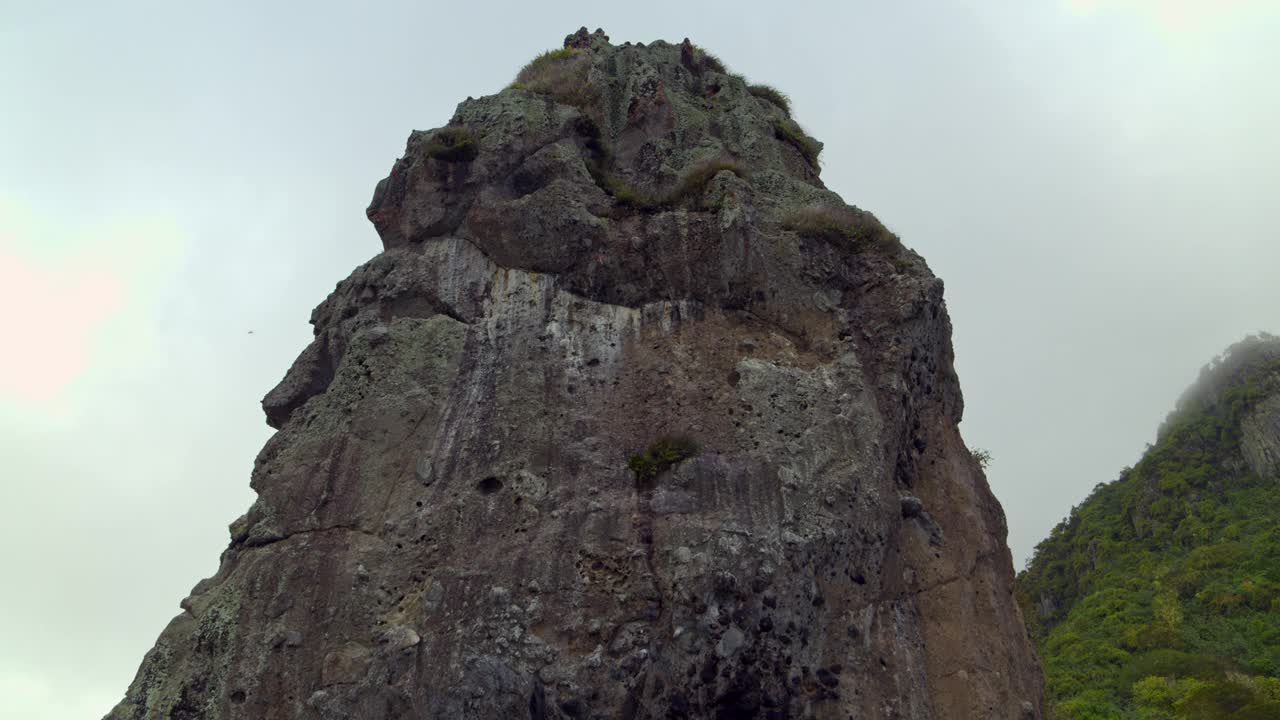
(665, 155, 749, 206)
(747, 84, 791, 115)
(682, 42, 728, 75)
(425, 127, 479, 162)
(517, 47, 579, 77)
(698, 49, 727, 75)
(514, 47, 598, 109)
(598, 154, 748, 211)
(773, 119, 822, 168)
(785, 204, 900, 255)
(602, 174, 657, 209)
(628, 436, 699, 486)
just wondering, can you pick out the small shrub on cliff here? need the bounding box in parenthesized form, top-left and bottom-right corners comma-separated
(773, 118, 822, 168)
(628, 437, 699, 486)
(665, 155, 749, 206)
(513, 47, 598, 109)
(784, 203, 899, 255)
(971, 448, 993, 469)
(747, 84, 791, 115)
(425, 127, 479, 162)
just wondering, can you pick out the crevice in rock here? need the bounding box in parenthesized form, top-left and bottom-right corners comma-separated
(245, 524, 386, 550)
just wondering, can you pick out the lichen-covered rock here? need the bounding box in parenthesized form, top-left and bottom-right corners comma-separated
(108, 28, 1043, 720)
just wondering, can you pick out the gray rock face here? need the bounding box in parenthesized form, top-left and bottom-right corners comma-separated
(1243, 387, 1280, 480)
(108, 29, 1043, 720)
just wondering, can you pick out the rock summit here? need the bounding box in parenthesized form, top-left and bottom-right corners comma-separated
(110, 28, 1043, 720)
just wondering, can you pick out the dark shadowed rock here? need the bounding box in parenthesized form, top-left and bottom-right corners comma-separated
(107, 29, 1043, 720)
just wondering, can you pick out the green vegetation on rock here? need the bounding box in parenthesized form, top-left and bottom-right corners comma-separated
(664, 155, 749, 206)
(424, 127, 479, 162)
(784, 203, 899, 256)
(1018, 335, 1280, 719)
(773, 118, 822, 168)
(512, 47, 597, 109)
(972, 447, 994, 469)
(600, 154, 748, 211)
(627, 436, 699, 486)
(747, 84, 791, 115)
(696, 49, 727, 74)
(522, 47, 579, 69)
(682, 41, 727, 74)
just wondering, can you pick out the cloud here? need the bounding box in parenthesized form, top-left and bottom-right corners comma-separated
(1064, 0, 1272, 33)
(0, 244, 123, 403)
(0, 199, 184, 410)
(0, 666, 118, 720)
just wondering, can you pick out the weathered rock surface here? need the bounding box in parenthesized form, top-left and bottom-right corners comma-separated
(1243, 393, 1280, 480)
(109, 28, 1043, 720)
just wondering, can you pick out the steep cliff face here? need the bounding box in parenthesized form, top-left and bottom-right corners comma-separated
(1018, 334, 1280, 718)
(109, 29, 1042, 720)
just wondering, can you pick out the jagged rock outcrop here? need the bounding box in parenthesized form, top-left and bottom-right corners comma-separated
(109, 28, 1043, 720)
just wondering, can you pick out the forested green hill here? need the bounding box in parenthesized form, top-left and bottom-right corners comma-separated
(1017, 334, 1280, 719)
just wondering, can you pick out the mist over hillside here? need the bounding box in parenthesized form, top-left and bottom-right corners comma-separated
(1019, 334, 1280, 718)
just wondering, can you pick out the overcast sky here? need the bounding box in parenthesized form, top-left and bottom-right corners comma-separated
(2, 1, 1277, 717)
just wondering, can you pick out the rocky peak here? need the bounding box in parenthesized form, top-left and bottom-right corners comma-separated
(369, 23, 828, 246)
(362, 26, 889, 304)
(110, 30, 1042, 720)
(564, 26, 611, 51)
